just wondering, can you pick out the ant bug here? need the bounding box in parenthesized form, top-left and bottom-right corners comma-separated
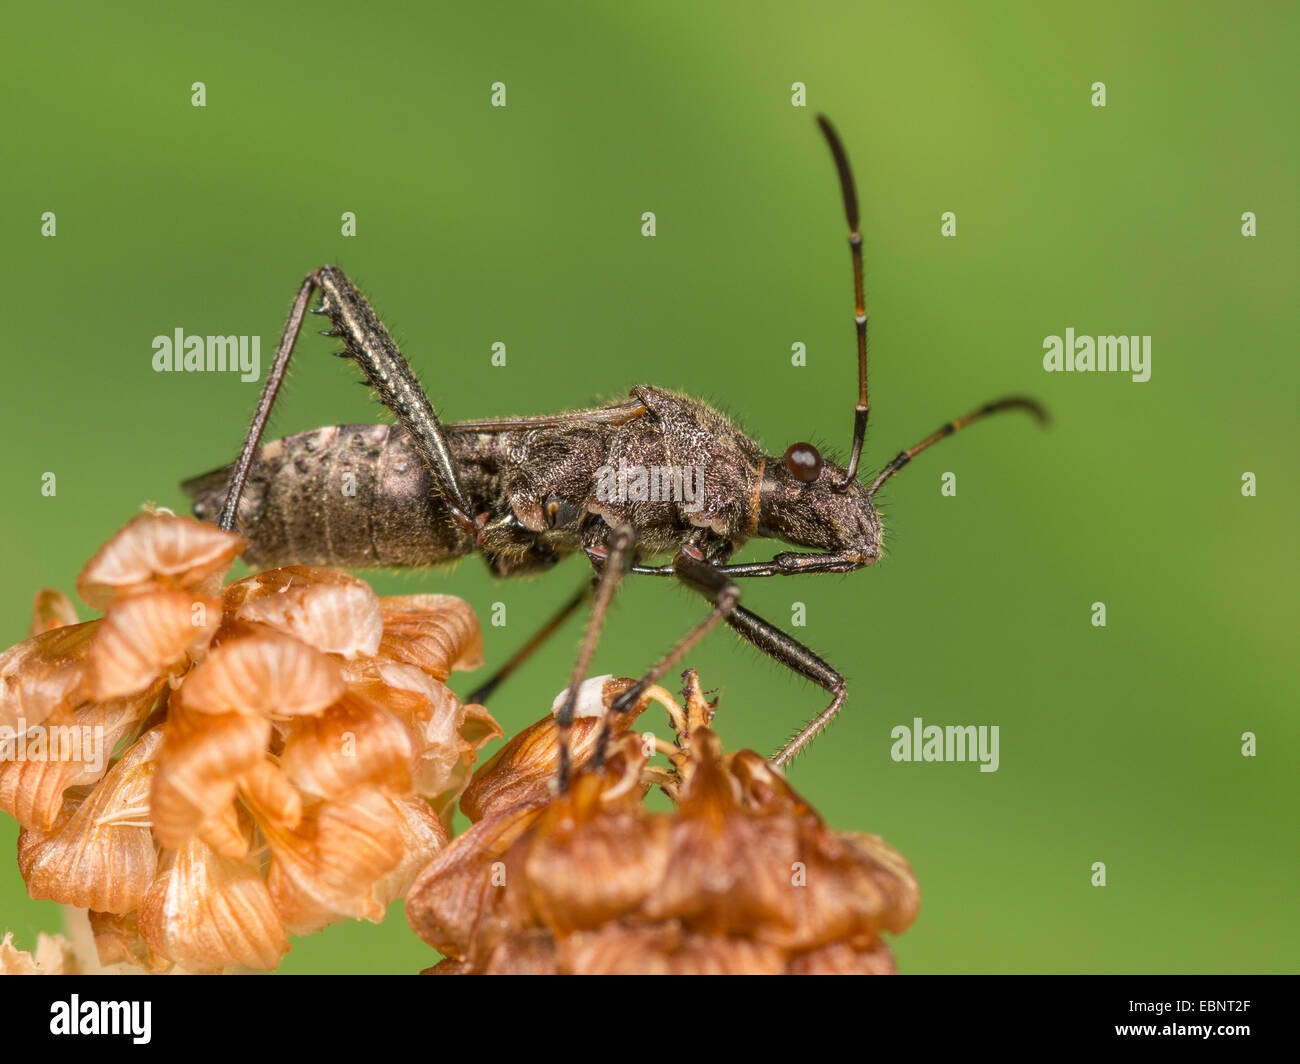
(186, 115, 1047, 788)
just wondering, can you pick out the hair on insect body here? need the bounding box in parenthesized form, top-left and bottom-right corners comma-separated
(186, 115, 1048, 789)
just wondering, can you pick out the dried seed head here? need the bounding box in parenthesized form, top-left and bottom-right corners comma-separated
(460, 677, 672, 821)
(2, 512, 498, 973)
(410, 672, 920, 975)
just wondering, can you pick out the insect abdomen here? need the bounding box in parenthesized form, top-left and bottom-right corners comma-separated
(184, 424, 476, 569)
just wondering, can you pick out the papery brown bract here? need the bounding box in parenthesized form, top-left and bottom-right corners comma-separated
(406, 795, 551, 963)
(263, 785, 407, 934)
(18, 729, 163, 914)
(377, 594, 484, 680)
(370, 795, 452, 913)
(278, 691, 415, 801)
(150, 703, 271, 853)
(507, 772, 669, 938)
(459, 677, 652, 821)
(0, 622, 98, 733)
(177, 632, 343, 718)
(0, 683, 161, 831)
(76, 513, 243, 609)
(30, 589, 78, 636)
(139, 836, 289, 973)
(224, 567, 383, 659)
(85, 591, 220, 701)
(562, 923, 788, 976)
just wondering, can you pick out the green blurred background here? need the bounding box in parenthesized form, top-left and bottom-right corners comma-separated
(1, 1, 1295, 974)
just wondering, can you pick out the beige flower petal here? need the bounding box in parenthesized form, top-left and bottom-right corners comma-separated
(370, 795, 450, 912)
(150, 704, 270, 851)
(86, 590, 220, 701)
(0, 621, 97, 733)
(0, 682, 162, 831)
(339, 659, 502, 815)
(377, 594, 484, 680)
(278, 691, 414, 801)
(225, 567, 382, 658)
(17, 728, 162, 914)
(196, 799, 250, 861)
(77, 512, 244, 609)
(238, 758, 302, 835)
(139, 837, 289, 973)
(178, 632, 343, 718)
(264, 786, 406, 934)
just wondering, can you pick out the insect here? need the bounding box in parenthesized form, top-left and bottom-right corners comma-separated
(186, 115, 1047, 787)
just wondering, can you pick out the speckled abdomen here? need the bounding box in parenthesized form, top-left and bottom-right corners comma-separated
(185, 424, 476, 569)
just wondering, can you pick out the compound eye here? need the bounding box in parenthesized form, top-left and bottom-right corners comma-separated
(783, 442, 823, 484)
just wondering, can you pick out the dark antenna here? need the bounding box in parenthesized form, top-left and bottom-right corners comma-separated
(867, 396, 1049, 499)
(816, 115, 869, 492)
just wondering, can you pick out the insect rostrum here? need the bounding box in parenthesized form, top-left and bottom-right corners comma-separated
(186, 116, 1047, 786)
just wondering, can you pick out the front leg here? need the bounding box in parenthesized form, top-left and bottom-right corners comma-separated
(611, 555, 849, 767)
(632, 549, 872, 578)
(722, 604, 846, 766)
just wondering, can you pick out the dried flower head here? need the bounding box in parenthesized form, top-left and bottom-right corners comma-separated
(408, 672, 919, 975)
(1, 511, 499, 973)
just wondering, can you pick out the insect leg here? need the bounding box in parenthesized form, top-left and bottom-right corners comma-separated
(632, 551, 872, 578)
(465, 581, 592, 705)
(721, 605, 846, 767)
(218, 273, 318, 530)
(219, 267, 478, 538)
(312, 266, 477, 536)
(595, 554, 741, 764)
(555, 526, 635, 790)
(610, 558, 848, 767)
